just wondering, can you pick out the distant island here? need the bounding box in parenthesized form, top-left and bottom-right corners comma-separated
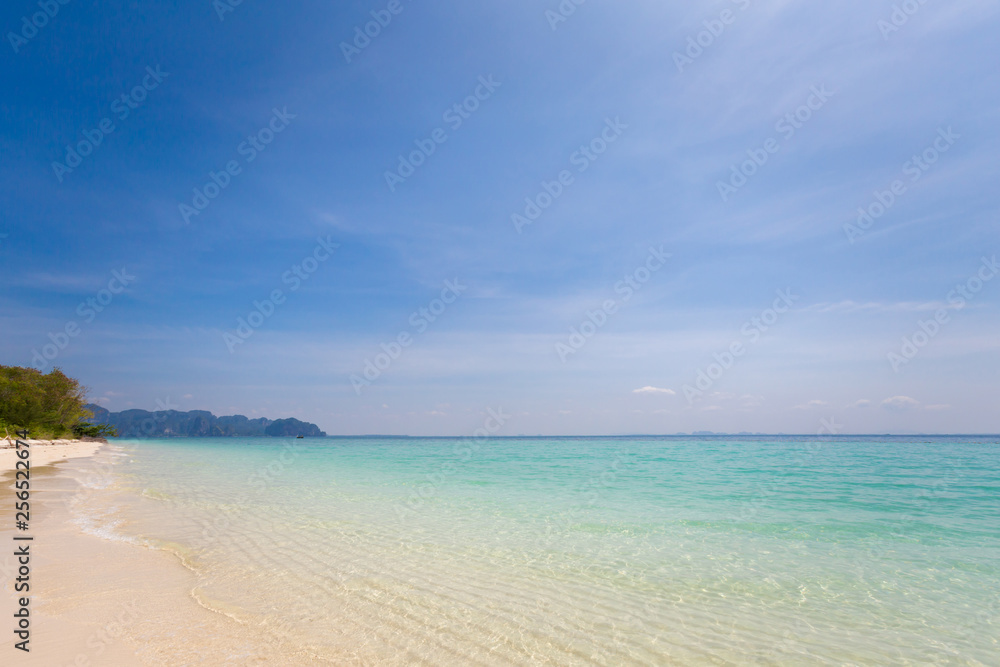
(86, 405, 326, 438)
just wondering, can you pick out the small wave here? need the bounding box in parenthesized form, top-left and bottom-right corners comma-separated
(149, 539, 203, 572)
(74, 475, 115, 490)
(141, 488, 174, 501)
(71, 511, 140, 545)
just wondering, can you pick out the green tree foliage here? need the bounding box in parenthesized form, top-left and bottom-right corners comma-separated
(72, 422, 119, 438)
(0, 365, 109, 439)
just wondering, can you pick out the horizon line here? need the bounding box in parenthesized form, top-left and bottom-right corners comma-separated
(114, 433, 1000, 439)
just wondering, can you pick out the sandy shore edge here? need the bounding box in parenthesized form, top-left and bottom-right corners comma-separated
(0, 441, 319, 664)
(0, 438, 106, 472)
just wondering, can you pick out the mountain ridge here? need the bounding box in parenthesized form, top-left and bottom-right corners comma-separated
(85, 405, 326, 438)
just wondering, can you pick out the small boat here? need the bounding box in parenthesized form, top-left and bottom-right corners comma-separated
(297, 435, 304, 439)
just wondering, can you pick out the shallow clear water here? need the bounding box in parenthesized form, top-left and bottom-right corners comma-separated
(75, 436, 999, 664)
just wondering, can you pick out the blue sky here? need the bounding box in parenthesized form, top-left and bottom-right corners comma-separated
(2, 0, 998, 435)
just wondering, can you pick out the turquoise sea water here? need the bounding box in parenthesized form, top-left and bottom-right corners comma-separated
(76, 436, 999, 664)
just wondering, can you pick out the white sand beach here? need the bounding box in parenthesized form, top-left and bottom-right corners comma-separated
(0, 439, 105, 472)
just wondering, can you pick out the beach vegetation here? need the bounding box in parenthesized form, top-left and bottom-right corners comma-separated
(0, 365, 115, 439)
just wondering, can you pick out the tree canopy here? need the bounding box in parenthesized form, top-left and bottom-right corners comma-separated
(0, 365, 114, 439)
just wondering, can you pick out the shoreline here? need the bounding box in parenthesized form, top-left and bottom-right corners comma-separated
(0, 442, 319, 664)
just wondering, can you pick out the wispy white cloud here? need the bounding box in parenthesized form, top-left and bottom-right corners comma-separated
(632, 386, 675, 395)
(881, 396, 919, 412)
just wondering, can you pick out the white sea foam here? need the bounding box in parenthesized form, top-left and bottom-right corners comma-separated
(70, 505, 140, 545)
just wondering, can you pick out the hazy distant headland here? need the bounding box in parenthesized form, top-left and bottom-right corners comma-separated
(86, 404, 326, 438)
